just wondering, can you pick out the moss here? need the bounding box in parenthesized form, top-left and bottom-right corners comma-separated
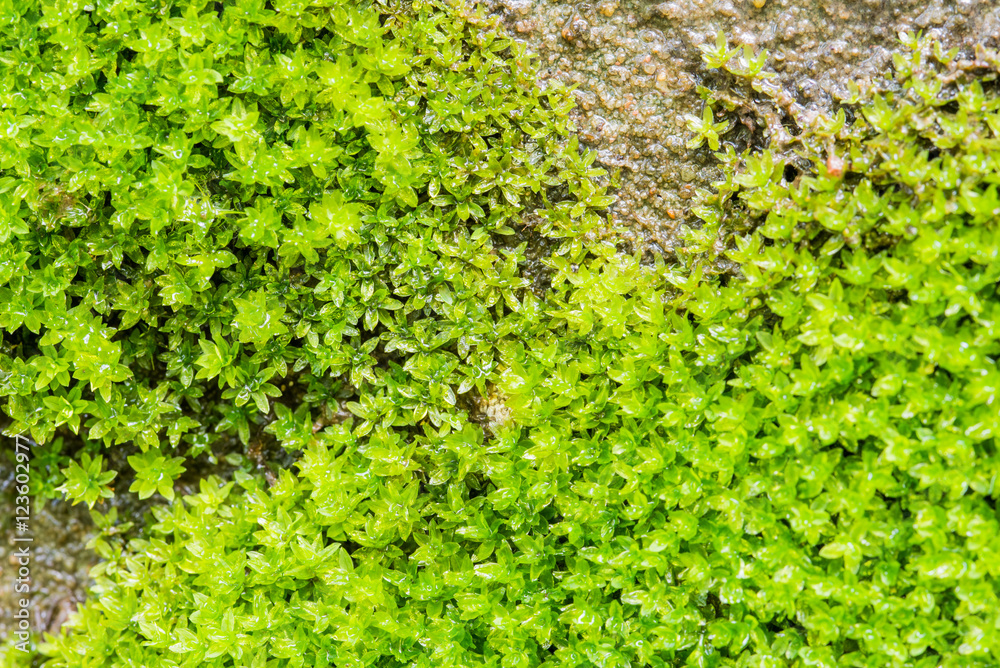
(5, 0, 1000, 665)
(0, 0, 611, 504)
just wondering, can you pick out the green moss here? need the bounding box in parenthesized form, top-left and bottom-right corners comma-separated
(0, 0, 610, 503)
(6, 2, 1000, 666)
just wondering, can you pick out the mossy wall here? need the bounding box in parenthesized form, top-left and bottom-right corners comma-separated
(2, 0, 1000, 667)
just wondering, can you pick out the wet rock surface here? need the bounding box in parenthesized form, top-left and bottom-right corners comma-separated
(0, 478, 94, 641)
(487, 0, 1000, 254)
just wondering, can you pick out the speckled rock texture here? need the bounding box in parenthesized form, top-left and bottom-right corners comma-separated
(0, 482, 93, 639)
(486, 0, 1000, 254)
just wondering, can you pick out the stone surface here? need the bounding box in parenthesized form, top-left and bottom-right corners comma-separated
(486, 0, 1000, 254)
(0, 476, 93, 640)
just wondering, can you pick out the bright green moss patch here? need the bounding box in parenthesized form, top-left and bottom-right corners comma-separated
(0, 0, 610, 502)
(6, 1, 1000, 666)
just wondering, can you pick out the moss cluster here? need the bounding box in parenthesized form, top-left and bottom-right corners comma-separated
(3, 0, 1000, 665)
(0, 0, 609, 502)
